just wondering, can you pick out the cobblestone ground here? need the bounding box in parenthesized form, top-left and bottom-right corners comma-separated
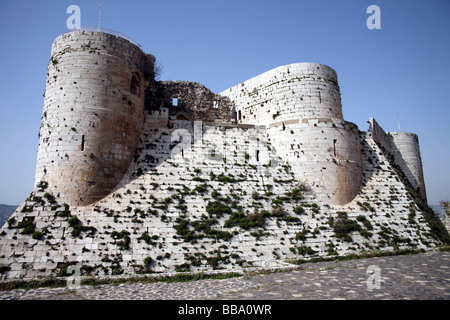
(0, 251, 449, 300)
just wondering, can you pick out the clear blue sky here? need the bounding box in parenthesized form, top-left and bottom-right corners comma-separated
(0, 0, 449, 205)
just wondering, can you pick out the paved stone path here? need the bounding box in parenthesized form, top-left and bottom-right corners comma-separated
(0, 251, 449, 300)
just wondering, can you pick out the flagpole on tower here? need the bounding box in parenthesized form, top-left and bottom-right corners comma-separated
(97, 0, 102, 31)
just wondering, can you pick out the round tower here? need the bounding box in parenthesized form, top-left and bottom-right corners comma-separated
(220, 63, 343, 125)
(389, 132, 427, 202)
(35, 30, 155, 206)
(220, 62, 363, 205)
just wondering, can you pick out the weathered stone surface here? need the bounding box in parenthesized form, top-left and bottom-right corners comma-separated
(35, 31, 154, 206)
(145, 81, 232, 122)
(220, 63, 363, 205)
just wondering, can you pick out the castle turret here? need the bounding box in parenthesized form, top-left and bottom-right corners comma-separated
(35, 30, 155, 206)
(220, 63, 363, 205)
(368, 117, 427, 203)
(389, 132, 427, 202)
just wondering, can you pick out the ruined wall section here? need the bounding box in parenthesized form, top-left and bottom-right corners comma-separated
(35, 31, 154, 206)
(220, 63, 362, 205)
(368, 118, 427, 202)
(145, 81, 232, 122)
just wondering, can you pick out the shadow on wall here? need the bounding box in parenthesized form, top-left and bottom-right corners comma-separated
(91, 80, 236, 201)
(110, 110, 270, 197)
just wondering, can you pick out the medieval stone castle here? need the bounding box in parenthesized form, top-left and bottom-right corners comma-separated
(0, 30, 445, 281)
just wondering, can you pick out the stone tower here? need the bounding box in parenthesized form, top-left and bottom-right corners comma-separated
(389, 132, 427, 202)
(220, 63, 363, 205)
(368, 117, 427, 203)
(35, 30, 155, 206)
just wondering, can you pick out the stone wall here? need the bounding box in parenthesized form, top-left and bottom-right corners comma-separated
(368, 117, 392, 154)
(35, 30, 154, 206)
(0, 113, 440, 280)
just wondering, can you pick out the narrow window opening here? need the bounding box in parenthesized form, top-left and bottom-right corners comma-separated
(181, 149, 184, 158)
(256, 150, 260, 162)
(333, 139, 337, 157)
(130, 74, 140, 96)
(172, 98, 178, 106)
(238, 110, 242, 121)
(319, 91, 322, 103)
(81, 135, 85, 151)
(232, 105, 237, 122)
